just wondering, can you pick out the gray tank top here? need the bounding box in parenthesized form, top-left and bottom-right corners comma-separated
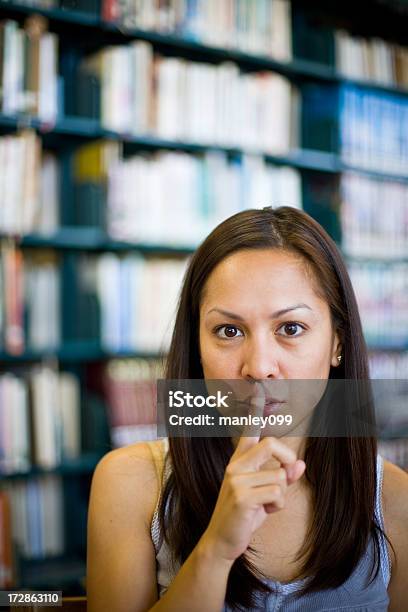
(149, 438, 391, 611)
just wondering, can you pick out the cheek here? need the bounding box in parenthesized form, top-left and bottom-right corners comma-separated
(300, 345, 333, 376)
(200, 339, 238, 377)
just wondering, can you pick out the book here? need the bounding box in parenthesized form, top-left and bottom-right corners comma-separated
(336, 29, 408, 88)
(4, 476, 64, 559)
(103, 0, 292, 61)
(0, 491, 13, 588)
(340, 172, 408, 258)
(104, 357, 164, 446)
(78, 41, 299, 149)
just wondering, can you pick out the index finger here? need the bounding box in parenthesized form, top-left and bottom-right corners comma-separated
(232, 382, 265, 458)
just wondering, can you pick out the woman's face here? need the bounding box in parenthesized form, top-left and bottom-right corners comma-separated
(198, 249, 342, 432)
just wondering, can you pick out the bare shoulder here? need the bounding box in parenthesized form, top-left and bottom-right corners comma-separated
(381, 459, 408, 609)
(381, 459, 408, 569)
(382, 459, 408, 521)
(87, 439, 166, 610)
(90, 439, 164, 530)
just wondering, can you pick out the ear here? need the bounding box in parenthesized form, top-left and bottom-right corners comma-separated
(330, 330, 342, 368)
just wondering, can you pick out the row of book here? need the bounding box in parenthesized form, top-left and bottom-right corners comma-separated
(6, 131, 408, 259)
(339, 86, 408, 174)
(0, 367, 81, 472)
(369, 351, 408, 379)
(340, 172, 408, 258)
(75, 143, 302, 245)
(2, 475, 64, 560)
(0, 131, 59, 236)
(102, 0, 292, 61)
(348, 262, 408, 348)
(78, 41, 299, 151)
(0, 130, 302, 241)
(0, 246, 187, 354)
(0, 17, 58, 122)
(335, 30, 408, 88)
(71, 253, 188, 352)
(0, 244, 60, 354)
(0, 357, 163, 476)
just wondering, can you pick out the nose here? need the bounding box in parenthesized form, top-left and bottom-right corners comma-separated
(241, 336, 280, 380)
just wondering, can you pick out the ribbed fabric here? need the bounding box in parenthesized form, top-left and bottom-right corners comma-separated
(149, 438, 391, 611)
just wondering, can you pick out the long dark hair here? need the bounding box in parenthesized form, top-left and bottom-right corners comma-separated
(158, 207, 394, 610)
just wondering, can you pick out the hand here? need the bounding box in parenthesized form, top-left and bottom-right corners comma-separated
(201, 383, 306, 562)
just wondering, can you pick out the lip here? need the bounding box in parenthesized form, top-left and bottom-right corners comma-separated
(263, 400, 286, 416)
(264, 397, 286, 404)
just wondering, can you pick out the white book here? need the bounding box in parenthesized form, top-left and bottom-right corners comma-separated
(156, 57, 184, 140)
(38, 32, 58, 123)
(270, 0, 292, 62)
(2, 21, 20, 114)
(38, 153, 59, 234)
(130, 40, 153, 134)
(10, 375, 30, 472)
(31, 367, 60, 468)
(98, 253, 122, 351)
(21, 130, 41, 235)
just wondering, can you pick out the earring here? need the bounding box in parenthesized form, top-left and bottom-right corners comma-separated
(337, 355, 342, 364)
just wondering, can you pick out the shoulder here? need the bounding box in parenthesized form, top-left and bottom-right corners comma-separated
(87, 440, 166, 610)
(381, 459, 408, 569)
(382, 458, 408, 521)
(90, 440, 163, 531)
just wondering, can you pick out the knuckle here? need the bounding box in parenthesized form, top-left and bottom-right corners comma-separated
(231, 487, 245, 508)
(225, 463, 236, 477)
(277, 468, 286, 482)
(288, 451, 297, 463)
(266, 437, 276, 451)
(271, 484, 281, 497)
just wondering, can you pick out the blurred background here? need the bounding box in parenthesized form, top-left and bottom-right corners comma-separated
(0, 0, 407, 597)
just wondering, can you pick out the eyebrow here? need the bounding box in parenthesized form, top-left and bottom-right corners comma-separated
(206, 304, 313, 321)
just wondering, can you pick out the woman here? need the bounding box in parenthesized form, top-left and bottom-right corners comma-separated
(87, 207, 408, 611)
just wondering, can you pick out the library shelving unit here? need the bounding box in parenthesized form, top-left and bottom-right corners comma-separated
(0, 0, 407, 595)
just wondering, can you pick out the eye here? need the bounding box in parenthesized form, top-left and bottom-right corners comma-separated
(276, 322, 306, 337)
(214, 325, 244, 339)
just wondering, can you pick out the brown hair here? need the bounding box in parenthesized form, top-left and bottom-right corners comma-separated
(159, 206, 394, 610)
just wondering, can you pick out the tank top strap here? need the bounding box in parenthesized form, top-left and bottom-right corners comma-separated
(375, 453, 392, 588)
(147, 438, 167, 483)
(148, 438, 170, 554)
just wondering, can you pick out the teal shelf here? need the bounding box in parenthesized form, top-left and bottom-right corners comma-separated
(2, 228, 408, 260)
(1, 113, 407, 181)
(366, 340, 408, 352)
(0, 1, 99, 25)
(16, 228, 196, 255)
(0, 341, 164, 362)
(0, 452, 104, 480)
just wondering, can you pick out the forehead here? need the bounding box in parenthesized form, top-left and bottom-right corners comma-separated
(201, 249, 324, 309)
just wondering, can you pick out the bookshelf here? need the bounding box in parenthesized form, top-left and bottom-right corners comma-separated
(0, 0, 407, 594)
